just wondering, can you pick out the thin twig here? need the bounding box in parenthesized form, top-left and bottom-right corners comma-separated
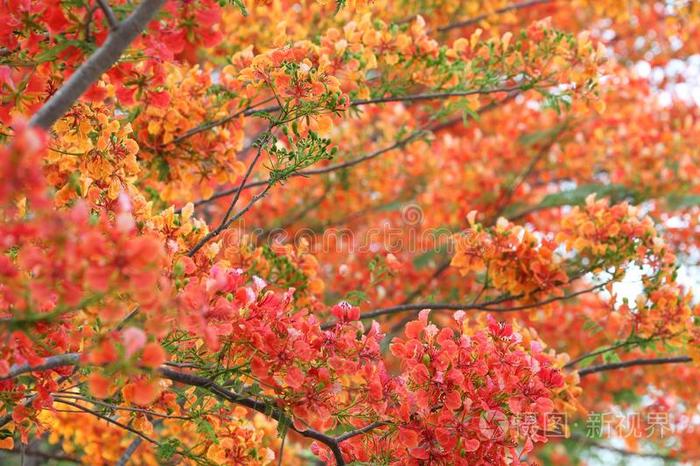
(350, 86, 522, 106)
(336, 421, 388, 442)
(84, 4, 99, 42)
(322, 282, 607, 329)
(189, 91, 517, 213)
(436, 0, 554, 33)
(218, 132, 271, 229)
(563, 333, 678, 369)
(190, 90, 521, 209)
(192, 128, 428, 208)
(165, 97, 276, 146)
(52, 393, 190, 419)
(96, 0, 119, 30)
(571, 434, 684, 461)
(53, 399, 159, 444)
(577, 356, 692, 378)
(171, 86, 522, 148)
(187, 184, 273, 257)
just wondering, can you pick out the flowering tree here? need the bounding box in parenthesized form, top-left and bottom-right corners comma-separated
(2, 0, 700, 464)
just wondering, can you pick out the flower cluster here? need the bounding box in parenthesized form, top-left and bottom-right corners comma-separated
(329, 311, 569, 465)
(557, 195, 674, 271)
(451, 215, 568, 298)
(177, 263, 386, 432)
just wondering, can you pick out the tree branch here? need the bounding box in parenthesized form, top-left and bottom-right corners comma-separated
(170, 85, 522, 147)
(187, 183, 274, 257)
(0, 353, 80, 380)
(571, 434, 683, 461)
(3, 447, 80, 464)
(437, 0, 554, 33)
(577, 356, 692, 378)
(158, 367, 347, 465)
(322, 283, 606, 330)
(563, 333, 678, 369)
(166, 98, 277, 146)
(189, 92, 518, 209)
(350, 86, 522, 106)
(191, 127, 429, 208)
(13, 353, 693, 459)
(29, 0, 165, 129)
(96, 0, 120, 30)
(53, 393, 190, 419)
(218, 132, 271, 228)
(53, 399, 159, 444)
(115, 437, 143, 466)
(336, 421, 388, 442)
(0, 354, 387, 466)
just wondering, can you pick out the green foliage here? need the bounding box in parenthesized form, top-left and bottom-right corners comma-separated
(537, 184, 632, 209)
(257, 244, 309, 292)
(217, 0, 248, 16)
(666, 193, 700, 210)
(344, 290, 370, 305)
(267, 130, 336, 183)
(156, 438, 182, 462)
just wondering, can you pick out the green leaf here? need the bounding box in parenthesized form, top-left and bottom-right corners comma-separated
(413, 250, 438, 269)
(34, 40, 86, 63)
(154, 157, 171, 182)
(583, 318, 604, 335)
(666, 194, 700, 210)
(196, 418, 217, 441)
(462, 105, 481, 123)
(345, 290, 369, 305)
(537, 184, 630, 209)
(602, 351, 621, 364)
(517, 121, 568, 146)
(156, 438, 181, 461)
(218, 0, 248, 16)
(576, 345, 608, 368)
(374, 200, 406, 213)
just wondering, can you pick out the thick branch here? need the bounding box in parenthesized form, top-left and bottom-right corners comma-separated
(29, 0, 165, 129)
(115, 438, 143, 466)
(0, 353, 80, 380)
(577, 356, 692, 378)
(3, 447, 80, 464)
